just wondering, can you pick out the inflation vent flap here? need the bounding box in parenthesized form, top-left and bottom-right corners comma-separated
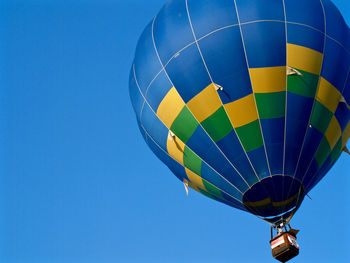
(287, 66, 302, 76)
(183, 179, 189, 196)
(340, 96, 350, 110)
(214, 83, 224, 91)
(169, 130, 176, 141)
(344, 146, 350, 155)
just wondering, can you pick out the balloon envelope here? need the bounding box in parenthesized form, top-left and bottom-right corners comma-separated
(129, 0, 350, 223)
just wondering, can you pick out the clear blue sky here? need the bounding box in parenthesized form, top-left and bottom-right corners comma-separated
(0, 0, 349, 262)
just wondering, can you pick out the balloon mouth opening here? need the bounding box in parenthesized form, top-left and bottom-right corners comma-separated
(242, 175, 305, 217)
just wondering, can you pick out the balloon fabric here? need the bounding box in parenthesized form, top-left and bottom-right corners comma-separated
(129, 0, 350, 224)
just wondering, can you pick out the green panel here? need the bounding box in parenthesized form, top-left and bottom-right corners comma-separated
(331, 137, 342, 163)
(310, 101, 333, 134)
(183, 146, 202, 175)
(198, 187, 224, 201)
(287, 68, 319, 98)
(203, 180, 223, 198)
(331, 151, 342, 165)
(170, 106, 199, 143)
(314, 137, 331, 167)
(255, 92, 286, 119)
(243, 200, 272, 211)
(198, 187, 219, 202)
(235, 120, 264, 152)
(201, 106, 233, 142)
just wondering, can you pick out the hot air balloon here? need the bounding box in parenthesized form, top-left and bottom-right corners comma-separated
(129, 0, 350, 261)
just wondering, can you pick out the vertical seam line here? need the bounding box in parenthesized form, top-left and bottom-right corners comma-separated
(152, 10, 251, 189)
(232, 0, 273, 181)
(185, 0, 261, 183)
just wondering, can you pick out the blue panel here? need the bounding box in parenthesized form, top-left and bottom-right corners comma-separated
(321, 38, 350, 92)
(188, 0, 238, 39)
(262, 118, 285, 160)
(280, 177, 298, 206)
(304, 155, 331, 192)
(137, 119, 147, 142)
(244, 182, 271, 216)
(286, 177, 302, 200)
(346, 28, 350, 52)
(335, 102, 350, 131)
(241, 22, 286, 68)
(344, 73, 350, 103)
(146, 133, 188, 182)
(145, 70, 173, 112)
(165, 44, 212, 103)
(167, 158, 189, 182)
(236, 0, 284, 23)
(286, 92, 314, 119)
(284, 93, 314, 175)
(215, 196, 245, 211)
(285, 0, 324, 32)
(323, 0, 348, 46)
(269, 176, 295, 217)
(284, 141, 302, 176)
(279, 176, 295, 201)
(129, 67, 145, 119)
(287, 23, 325, 53)
(306, 156, 333, 193)
(198, 26, 252, 103)
(279, 176, 302, 214)
(303, 162, 318, 191)
(153, 0, 194, 64)
(294, 127, 323, 181)
(243, 178, 267, 201)
(217, 130, 259, 186)
(276, 177, 298, 213)
(301, 159, 319, 187)
(280, 176, 291, 205)
(134, 21, 163, 94)
(141, 103, 168, 151)
(257, 206, 280, 218)
(186, 126, 249, 192)
(201, 162, 243, 200)
(262, 177, 280, 203)
(220, 192, 246, 211)
(245, 206, 263, 217)
(286, 92, 314, 120)
(261, 118, 285, 144)
(266, 144, 284, 175)
(261, 118, 285, 175)
(247, 146, 270, 179)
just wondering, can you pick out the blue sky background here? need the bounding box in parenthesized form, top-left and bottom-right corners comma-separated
(0, 0, 349, 262)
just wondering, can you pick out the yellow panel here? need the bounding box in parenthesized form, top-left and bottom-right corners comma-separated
(167, 133, 185, 165)
(287, 43, 323, 75)
(224, 94, 258, 127)
(187, 83, 222, 122)
(188, 183, 200, 192)
(157, 87, 185, 128)
(325, 116, 342, 149)
(249, 66, 286, 93)
(342, 122, 350, 147)
(244, 197, 271, 207)
(245, 193, 298, 208)
(316, 78, 341, 113)
(185, 168, 205, 190)
(272, 193, 298, 208)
